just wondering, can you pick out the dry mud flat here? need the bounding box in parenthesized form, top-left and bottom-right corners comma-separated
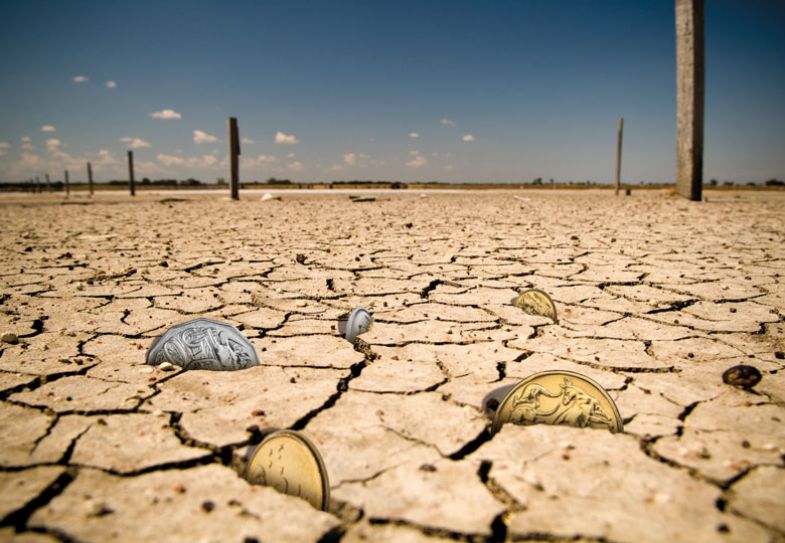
(0, 189, 783, 543)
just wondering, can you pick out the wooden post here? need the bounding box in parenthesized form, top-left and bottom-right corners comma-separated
(127, 151, 136, 196)
(34, 176, 41, 193)
(615, 117, 624, 196)
(45, 174, 51, 192)
(87, 162, 94, 196)
(64, 170, 70, 197)
(676, 0, 704, 201)
(228, 117, 241, 200)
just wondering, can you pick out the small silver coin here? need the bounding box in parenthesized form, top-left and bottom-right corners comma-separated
(146, 317, 259, 371)
(343, 307, 373, 343)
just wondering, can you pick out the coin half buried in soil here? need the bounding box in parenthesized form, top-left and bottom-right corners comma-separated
(246, 430, 330, 511)
(492, 370, 623, 434)
(338, 306, 373, 343)
(145, 317, 259, 371)
(513, 288, 558, 322)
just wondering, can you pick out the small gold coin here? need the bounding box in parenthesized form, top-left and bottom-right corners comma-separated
(245, 430, 330, 511)
(492, 370, 623, 434)
(513, 288, 558, 322)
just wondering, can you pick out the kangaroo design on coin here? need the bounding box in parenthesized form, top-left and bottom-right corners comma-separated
(513, 288, 558, 322)
(342, 306, 373, 343)
(145, 318, 259, 371)
(246, 430, 330, 511)
(492, 370, 622, 434)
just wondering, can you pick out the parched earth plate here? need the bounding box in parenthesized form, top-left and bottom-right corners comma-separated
(145, 317, 259, 371)
(492, 370, 623, 434)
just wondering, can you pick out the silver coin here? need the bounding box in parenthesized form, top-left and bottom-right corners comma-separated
(343, 307, 373, 343)
(146, 317, 259, 371)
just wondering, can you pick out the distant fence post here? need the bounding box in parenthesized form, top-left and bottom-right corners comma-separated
(64, 170, 70, 197)
(87, 162, 94, 196)
(615, 117, 624, 196)
(675, 0, 704, 201)
(45, 174, 51, 192)
(35, 176, 41, 193)
(228, 117, 240, 200)
(127, 151, 136, 196)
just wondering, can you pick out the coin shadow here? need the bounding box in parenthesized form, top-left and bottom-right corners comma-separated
(481, 383, 517, 420)
(238, 426, 285, 472)
(336, 313, 350, 337)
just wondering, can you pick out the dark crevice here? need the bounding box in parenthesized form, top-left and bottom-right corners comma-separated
(1, 468, 76, 531)
(448, 427, 493, 461)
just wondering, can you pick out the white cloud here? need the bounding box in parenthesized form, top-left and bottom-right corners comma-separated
(275, 131, 299, 144)
(329, 164, 344, 172)
(106, 80, 117, 89)
(150, 109, 182, 120)
(243, 154, 278, 169)
(287, 152, 296, 158)
(287, 160, 304, 172)
(241, 137, 255, 145)
(21, 136, 31, 143)
(441, 118, 456, 127)
(157, 153, 184, 167)
(41, 125, 56, 132)
(343, 152, 356, 166)
(95, 149, 119, 167)
(120, 136, 151, 149)
(406, 155, 427, 168)
(73, 75, 88, 83)
(409, 131, 420, 139)
(193, 129, 219, 144)
(46, 138, 62, 152)
(462, 133, 476, 142)
(0, 142, 9, 156)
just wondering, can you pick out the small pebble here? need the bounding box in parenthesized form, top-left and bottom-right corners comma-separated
(201, 500, 215, 512)
(722, 365, 762, 389)
(158, 361, 176, 372)
(1, 332, 19, 345)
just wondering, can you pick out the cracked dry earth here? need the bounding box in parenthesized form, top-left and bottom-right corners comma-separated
(1, 189, 784, 543)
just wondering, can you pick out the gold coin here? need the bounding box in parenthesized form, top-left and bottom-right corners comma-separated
(513, 288, 558, 322)
(492, 370, 623, 434)
(245, 430, 330, 511)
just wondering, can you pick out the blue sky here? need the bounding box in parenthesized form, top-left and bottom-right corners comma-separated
(0, 0, 783, 183)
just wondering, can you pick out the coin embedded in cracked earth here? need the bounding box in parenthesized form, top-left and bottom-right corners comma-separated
(492, 370, 623, 434)
(513, 288, 558, 322)
(246, 430, 330, 511)
(146, 317, 259, 371)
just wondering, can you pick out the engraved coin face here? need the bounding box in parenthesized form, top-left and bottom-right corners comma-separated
(344, 306, 373, 343)
(492, 370, 623, 434)
(513, 288, 558, 322)
(145, 318, 259, 371)
(246, 430, 330, 511)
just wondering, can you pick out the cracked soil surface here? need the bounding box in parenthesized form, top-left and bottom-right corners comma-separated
(1, 189, 784, 542)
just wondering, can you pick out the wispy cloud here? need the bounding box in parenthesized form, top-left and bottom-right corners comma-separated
(241, 137, 256, 145)
(275, 131, 299, 144)
(406, 155, 427, 168)
(106, 80, 117, 89)
(462, 133, 476, 142)
(193, 129, 219, 144)
(150, 109, 182, 120)
(409, 131, 420, 139)
(73, 75, 88, 83)
(242, 154, 278, 169)
(329, 164, 344, 172)
(343, 152, 356, 166)
(46, 138, 62, 152)
(120, 136, 151, 149)
(0, 142, 9, 156)
(21, 137, 35, 150)
(441, 118, 456, 127)
(41, 125, 56, 132)
(287, 160, 304, 172)
(157, 153, 219, 168)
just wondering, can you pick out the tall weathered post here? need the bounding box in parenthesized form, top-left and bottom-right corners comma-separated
(35, 176, 41, 193)
(675, 0, 704, 201)
(127, 151, 136, 196)
(45, 174, 51, 192)
(64, 170, 70, 197)
(228, 117, 241, 200)
(87, 162, 94, 196)
(615, 117, 624, 196)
